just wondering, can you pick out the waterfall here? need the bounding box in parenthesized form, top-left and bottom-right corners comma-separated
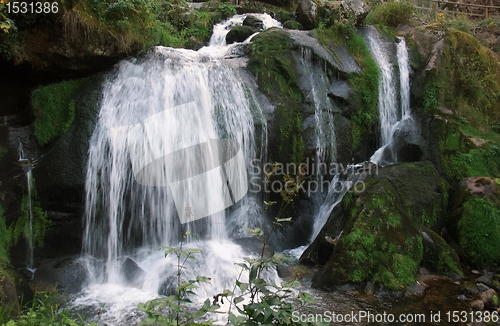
(73, 14, 281, 325)
(300, 30, 414, 257)
(18, 145, 34, 270)
(368, 29, 413, 165)
(397, 37, 411, 119)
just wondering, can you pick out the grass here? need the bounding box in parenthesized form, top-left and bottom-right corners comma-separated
(32, 78, 87, 147)
(0, 205, 10, 264)
(364, 1, 415, 28)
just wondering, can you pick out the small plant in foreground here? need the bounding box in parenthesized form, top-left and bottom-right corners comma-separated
(139, 165, 324, 325)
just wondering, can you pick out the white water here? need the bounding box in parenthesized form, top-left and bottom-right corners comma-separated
(73, 14, 281, 325)
(368, 31, 414, 165)
(17, 145, 34, 270)
(303, 32, 413, 255)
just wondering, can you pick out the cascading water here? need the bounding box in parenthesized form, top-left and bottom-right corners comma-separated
(297, 30, 414, 258)
(17, 145, 34, 270)
(368, 29, 414, 165)
(72, 14, 281, 325)
(397, 37, 411, 119)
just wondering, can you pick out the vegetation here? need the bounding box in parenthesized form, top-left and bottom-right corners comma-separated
(0, 205, 10, 264)
(1, 289, 96, 326)
(139, 169, 323, 325)
(248, 29, 305, 164)
(457, 197, 500, 266)
(364, 1, 415, 28)
(314, 18, 379, 152)
(0, 0, 238, 60)
(11, 177, 49, 251)
(32, 78, 87, 147)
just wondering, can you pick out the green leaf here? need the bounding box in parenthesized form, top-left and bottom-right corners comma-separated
(196, 276, 211, 283)
(281, 280, 301, 288)
(233, 296, 244, 304)
(164, 246, 175, 257)
(276, 217, 292, 223)
(249, 265, 258, 281)
(188, 248, 202, 254)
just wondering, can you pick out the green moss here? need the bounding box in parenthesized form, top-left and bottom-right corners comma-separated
(248, 29, 304, 164)
(0, 145, 6, 159)
(0, 205, 10, 264)
(11, 179, 49, 250)
(32, 78, 87, 147)
(443, 144, 500, 179)
(457, 197, 500, 266)
(337, 180, 423, 290)
(314, 26, 379, 152)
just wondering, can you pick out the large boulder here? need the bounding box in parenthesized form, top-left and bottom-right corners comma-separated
(306, 162, 461, 291)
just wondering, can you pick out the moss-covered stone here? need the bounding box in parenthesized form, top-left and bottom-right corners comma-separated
(248, 29, 305, 164)
(310, 162, 460, 290)
(32, 78, 88, 147)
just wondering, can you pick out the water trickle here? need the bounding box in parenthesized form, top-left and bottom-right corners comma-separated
(18, 145, 34, 270)
(397, 37, 411, 119)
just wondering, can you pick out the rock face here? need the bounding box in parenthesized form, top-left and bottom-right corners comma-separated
(306, 162, 461, 291)
(226, 26, 257, 44)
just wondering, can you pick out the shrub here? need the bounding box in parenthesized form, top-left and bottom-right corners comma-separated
(365, 1, 415, 27)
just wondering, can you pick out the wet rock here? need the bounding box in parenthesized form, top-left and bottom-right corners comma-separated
(32, 256, 87, 294)
(480, 288, 499, 308)
(471, 299, 485, 310)
(226, 26, 257, 44)
(233, 237, 274, 258)
(341, 0, 371, 23)
(404, 283, 426, 296)
(364, 281, 374, 295)
(121, 257, 145, 287)
(476, 275, 492, 286)
(458, 294, 466, 300)
(477, 282, 491, 292)
(243, 15, 264, 30)
(461, 280, 479, 295)
(295, 0, 324, 29)
(0, 268, 20, 319)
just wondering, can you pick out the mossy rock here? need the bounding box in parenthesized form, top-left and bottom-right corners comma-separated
(0, 268, 20, 320)
(310, 162, 460, 290)
(283, 20, 303, 30)
(226, 26, 257, 44)
(449, 179, 500, 267)
(248, 29, 304, 164)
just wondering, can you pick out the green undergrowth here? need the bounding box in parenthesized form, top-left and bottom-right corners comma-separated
(1, 0, 237, 60)
(457, 197, 500, 266)
(364, 1, 415, 28)
(0, 205, 9, 265)
(314, 23, 379, 152)
(248, 29, 304, 164)
(1, 289, 95, 326)
(32, 78, 87, 147)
